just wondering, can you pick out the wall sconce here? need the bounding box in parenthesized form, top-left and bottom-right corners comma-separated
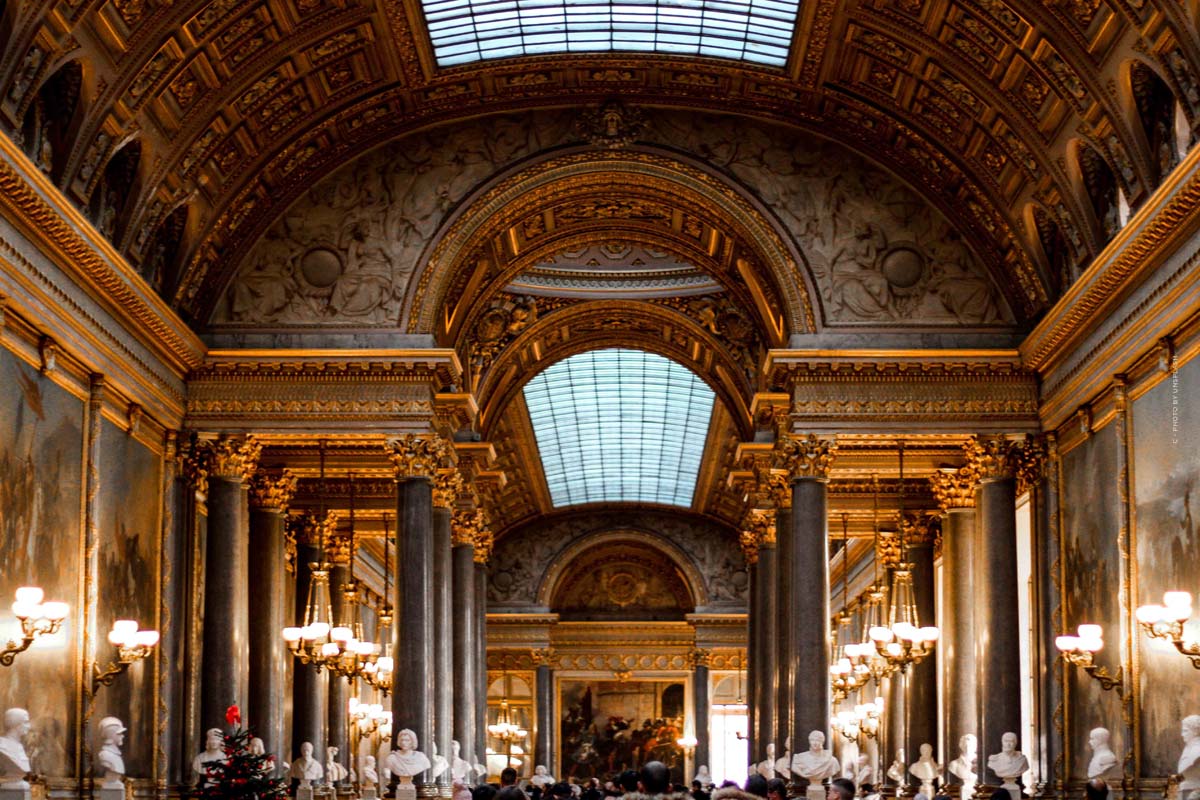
(1136, 591, 1200, 669)
(1055, 624, 1124, 694)
(1, 587, 68, 666)
(91, 620, 158, 696)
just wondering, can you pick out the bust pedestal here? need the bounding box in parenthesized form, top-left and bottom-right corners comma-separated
(297, 786, 314, 800)
(0, 787, 30, 800)
(363, 787, 378, 800)
(806, 784, 825, 800)
(97, 787, 124, 800)
(396, 776, 417, 800)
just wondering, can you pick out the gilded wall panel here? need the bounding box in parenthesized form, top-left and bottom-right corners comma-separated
(1060, 422, 1125, 779)
(1132, 355, 1200, 778)
(0, 346, 83, 776)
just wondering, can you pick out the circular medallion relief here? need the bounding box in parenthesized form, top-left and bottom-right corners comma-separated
(606, 571, 641, 606)
(476, 309, 509, 342)
(879, 246, 925, 289)
(300, 247, 343, 287)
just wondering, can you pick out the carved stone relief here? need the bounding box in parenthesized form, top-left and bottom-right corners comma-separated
(487, 509, 748, 610)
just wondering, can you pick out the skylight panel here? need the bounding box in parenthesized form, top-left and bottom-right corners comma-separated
(421, 0, 800, 67)
(522, 348, 716, 508)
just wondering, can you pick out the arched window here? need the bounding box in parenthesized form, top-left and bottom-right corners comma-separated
(1077, 143, 1120, 243)
(142, 203, 189, 295)
(21, 61, 82, 181)
(1131, 60, 1183, 184)
(90, 140, 142, 243)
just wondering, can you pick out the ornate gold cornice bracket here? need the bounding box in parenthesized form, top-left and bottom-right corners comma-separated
(201, 434, 262, 483)
(434, 392, 480, 438)
(249, 470, 298, 511)
(384, 434, 454, 480)
(775, 432, 837, 481)
(929, 465, 979, 511)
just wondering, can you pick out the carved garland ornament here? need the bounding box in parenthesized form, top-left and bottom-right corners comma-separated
(775, 433, 837, 480)
(249, 470, 298, 511)
(384, 434, 453, 480)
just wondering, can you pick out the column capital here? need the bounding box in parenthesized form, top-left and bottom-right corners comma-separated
(929, 465, 978, 511)
(451, 507, 480, 547)
(471, 508, 494, 564)
(743, 507, 777, 547)
(1015, 434, 1048, 495)
(326, 531, 355, 565)
(531, 648, 556, 667)
(384, 434, 454, 480)
(902, 513, 941, 548)
(205, 435, 263, 483)
(181, 437, 211, 496)
(293, 510, 340, 547)
(249, 470, 298, 511)
(433, 469, 466, 509)
(775, 433, 837, 480)
(963, 434, 1021, 481)
(877, 530, 901, 569)
(739, 528, 759, 565)
(688, 648, 713, 669)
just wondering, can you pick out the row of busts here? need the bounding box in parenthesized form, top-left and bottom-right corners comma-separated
(280, 731, 486, 789)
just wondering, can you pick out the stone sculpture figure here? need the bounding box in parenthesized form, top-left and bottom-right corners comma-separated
(854, 754, 873, 787)
(1086, 728, 1120, 782)
(450, 741, 475, 783)
(793, 730, 842, 800)
(429, 742, 449, 780)
(693, 766, 711, 787)
(326, 745, 349, 784)
(1178, 715, 1200, 800)
(886, 749, 906, 785)
(290, 741, 324, 787)
(947, 734, 977, 797)
(192, 728, 226, 786)
(775, 738, 792, 780)
(386, 729, 432, 778)
(758, 743, 777, 778)
(96, 717, 127, 791)
(0, 709, 32, 791)
(531, 765, 554, 788)
(248, 738, 274, 777)
(909, 743, 941, 798)
(987, 732, 1029, 800)
(362, 756, 379, 787)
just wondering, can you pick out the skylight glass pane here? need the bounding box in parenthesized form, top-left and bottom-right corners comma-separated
(522, 348, 715, 508)
(420, 0, 798, 66)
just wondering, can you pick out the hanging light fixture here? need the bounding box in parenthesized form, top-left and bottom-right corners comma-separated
(282, 442, 338, 669)
(488, 674, 528, 771)
(844, 475, 893, 684)
(363, 513, 395, 695)
(870, 441, 938, 672)
(830, 513, 865, 702)
(325, 473, 382, 680)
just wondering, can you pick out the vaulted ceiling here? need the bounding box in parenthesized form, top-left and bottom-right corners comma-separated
(0, 0, 1197, 329)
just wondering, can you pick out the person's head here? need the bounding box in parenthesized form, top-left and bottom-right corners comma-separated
(861, 786, 874, 795)
(501, 767, 518, 787)
(692, 781, 702, 792)
(1183, 716, 1200, 742)
(619, 770, 639, 793)
(766, 777, 786, 800)
(2, 709, 28, 740)
(551, 783, 572, 800)
(640, 761, 671, 795)
(1089, 728, 1110, 751)
(497, 787, 525, 800)
(744, 774, 768, 798)
(475, 784, 499, 800)
(1085, 779, 1108, 800)
(829, 778, 855, 800)
(808, 730, 825, 751)
(537, 766, 549, 777)
(398, 729, 419, 752)
(300, 741, 314, 757)
(99, 717, 126, 746)
(206, 728, 223, 751)
(673, 785, 686, 795)
(959, 734, 977, 757)
(1001, 732, 1018, 753)
(719, 782, 737, 789)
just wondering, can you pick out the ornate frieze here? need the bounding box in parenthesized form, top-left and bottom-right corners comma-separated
(929, 465, 979, 511)
(775, 433, 837, 480)
(249, 469, 298, 511)
(384, 434, 453, 480)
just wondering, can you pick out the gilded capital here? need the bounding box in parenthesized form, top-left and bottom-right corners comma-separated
(775, 433, 837, 480)
(964, 435, 1022, 482)
(688, 648, 713, 669)
(249, 470, 298, 511)
(877, 530, 901, 569)
(451, 507, 481, 547)
(326, 532, 354, 565)
(531, 648, 556, 667)
(433, 469, 466, 509)
(472, 508, 494, 564)
(902, 513, 940, 547)
(207, 435, 263, 482)
(744, 507, 777, 547)
(739, 528, 759, 565)
(929, 465, 978, 511)
(181, 438, 211, 496)
(293, 510, 340, 548)
(384, 434, 453, 480)
(1016, 434, 1048, 495)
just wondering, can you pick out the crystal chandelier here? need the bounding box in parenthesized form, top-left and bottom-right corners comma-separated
(362, 513, 395, 695)
(831, 514, 867, 702)
(282, 443, 339, 669)
(868, 442, 938, 672)
(842, 476, 895, 684)
(323, 473, 385, 680)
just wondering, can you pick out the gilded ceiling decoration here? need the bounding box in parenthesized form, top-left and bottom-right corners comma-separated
(2, 0, 1193, 330)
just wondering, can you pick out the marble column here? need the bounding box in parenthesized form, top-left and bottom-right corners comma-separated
(385, 434, 450, 793)
(475, 557, 489, 773)
(693, 657, 711, 774)
(328, 554, 351, 782)
(292, 515, 331, 763)
(432, 473, 460, 797)
(248, 471, 297, 767)
(200, 436, 260, 733)
(746, 544, 759, 765)
(1030, 437, 1060, 794)
(159, 432, 186, 786)
(452, 512, 478, 768)
(779, 434, 836, 746)
(773, 506, 792, 754)
(905, 531, 937, 769)
(929, 468, 978, 788)
(885, 671, 907, 792)
(968, 437, 1024, 792)
(746, 508, 777, 761)
(535, 661, 553, 773)
(180, 441, 209, 783)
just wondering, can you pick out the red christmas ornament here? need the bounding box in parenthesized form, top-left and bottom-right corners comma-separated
(226, 705, 241, 726)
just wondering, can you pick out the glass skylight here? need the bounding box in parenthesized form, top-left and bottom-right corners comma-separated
(421, 0, 800, 67)
(523, 348, 716, 508)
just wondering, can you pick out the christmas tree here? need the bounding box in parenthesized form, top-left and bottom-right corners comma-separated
(196, 705, 288, 800)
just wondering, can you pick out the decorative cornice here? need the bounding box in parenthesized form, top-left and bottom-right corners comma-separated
(249, 470, 298, 511)
(204, 435, 262, 482)
(384, 434, 454, 480)
(928, 466, 979, 511)
(775, 433, 837, 480)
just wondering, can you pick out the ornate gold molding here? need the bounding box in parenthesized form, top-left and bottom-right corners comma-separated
(181, 438, 211, 496)
(929, 466, 979, 511)
(248, 470, 298, 511)
(472, 508, 494, 565)
(433, 469, 466, 510)
(451, 507, 481, 548)
(743, 507, 777, 548)
(1016, 435, 1048, 495)
(326, 532, 354, 566)
(384, 434, 453, 480)
(204, 435, 262, 483)
(775, 433, 837, 480)
(964, 434, 1023, 482)
(739, 528, 759, 566)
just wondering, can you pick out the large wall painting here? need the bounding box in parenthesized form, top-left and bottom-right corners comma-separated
(95, 419, 161, 776)
(0, 347, 83, 775)
(1059, 421, 1124, 778)
(559, 679, 686, 784)
(1133, 356, 1200, 777)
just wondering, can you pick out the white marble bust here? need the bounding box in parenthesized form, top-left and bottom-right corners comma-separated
(909, 743, 941, 797)
(532, 765, 555, 788)
(363, 756, 379, 788)
(249, 738, 274, 777)
(1087, 728, 1120, 781)
(694, 766, 711, 787)
(326, 745, 349, 783)
(887, 750, 906, 785)
(386, 729, 431, 778)
(193, 728, 226, 785)
(429, 742, 449, 779)
(758, 743, 778, 778)
(290, 742, 324, 787)
(776, 738, 793, 780)
(791, 731, 841, 783)
(854, 754, 873, 787)
(0, 709, 32, 790)
(96, 717, 127, 789)
(987, 733, 1029, 800)
(1178, 715, 1200, 797)
(947, 734, 977, 786)
(451, 741, 474, 783)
